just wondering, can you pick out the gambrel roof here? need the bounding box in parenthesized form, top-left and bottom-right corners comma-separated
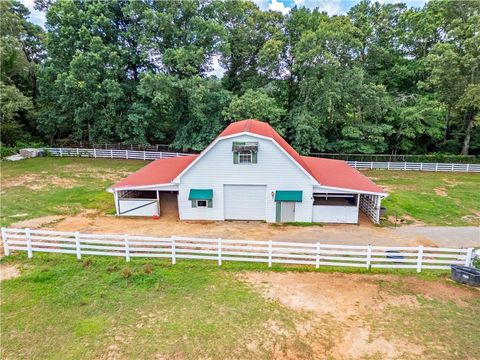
(110, 119, 385, 195)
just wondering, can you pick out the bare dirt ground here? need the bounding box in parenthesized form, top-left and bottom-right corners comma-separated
(11, 210, 479, 248)
(239, 272, 479, 360)
(9, 193, 479, 247)
(0, 264, 20, 281)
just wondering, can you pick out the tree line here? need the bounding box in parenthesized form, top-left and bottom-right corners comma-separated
(1, 0, 479, 155)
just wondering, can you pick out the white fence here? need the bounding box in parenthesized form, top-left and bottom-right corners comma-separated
(43, 148, 480, 172)
(46, 148, 192, 161)
(348, 161, 480, 173)
(1, 228, 474, 272)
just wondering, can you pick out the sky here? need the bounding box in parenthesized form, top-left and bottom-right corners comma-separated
(19, 0, 428, 78)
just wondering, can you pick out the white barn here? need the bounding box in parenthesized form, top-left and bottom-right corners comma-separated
(108, 120, 388, 224)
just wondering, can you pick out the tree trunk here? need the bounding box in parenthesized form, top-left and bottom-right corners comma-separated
(461, 115, 473, 155)
(443, 107, 450, 141)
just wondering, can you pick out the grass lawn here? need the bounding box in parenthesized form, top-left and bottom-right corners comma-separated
(1, 157, 479, 227)
(0, 157, 145, 227)
(363, 170, 480, 226)
(1, 255, 479, 359)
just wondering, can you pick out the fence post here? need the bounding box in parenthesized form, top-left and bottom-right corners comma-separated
(171, 236, 176, 265)
(466, 164, 470, 172)
(76, 148, 79, 156)
(370, 162, 373, 169)
(403, 162, 407, 171)
(435, 163, 438, 172)
(110, 149, 113, 158)
(416, 245, 424, 273)
(366, 244, 372, 270)
(465, 248, 474, 267)
(75, 231, 81, 260)
(59, 148, 63, 157)
(420, 163, 423, 171)
(1, 227, 9, 256)
(93, 148, 97, 158)
(124, 234, 130, 262)
(451, 163, 454, 171)
(125, 150, 129, 160)
(143, 151, 146, 161)
(218, 238, 222, 266)
(26, 228, 32, 259)
(316, 242, 320, 269)
(387, 162, 390, 170)
(268, 240, 272, 268)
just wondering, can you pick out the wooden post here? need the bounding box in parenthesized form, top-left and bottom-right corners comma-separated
(75, 231, 81, 260)
(59, 148, 63, 157)
(125, 234, 130, 262)
(435, 163, 438, 171)
(366, 244, 372, 270)
(110, 149, 113, 158)
(76, 148, 79, 156)
(1, 227, 9, 256)
(466, 164, 470, 172)
(93, 148, 97, 158)
(316, 242, 320, 269)
(143, 151, 146, 161)
(416, 246, 424, 273)
(26, 228, 32, 259)
(218, 238, 222, 266)
(268, 240, 272, 267)
(171, 236, 176, 264)
(125, 150, 129, 159)
(465, 248, 474, 267)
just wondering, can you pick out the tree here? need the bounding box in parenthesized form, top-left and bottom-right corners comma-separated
(223, 89, 286, 133)
(0, 0, 44, 144)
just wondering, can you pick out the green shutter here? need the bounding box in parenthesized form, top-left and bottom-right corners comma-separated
(252, 151, 257, 164)
(207, 199, 213, 208)
(192, 200, 197, 208)
(233, 152, 239, 164)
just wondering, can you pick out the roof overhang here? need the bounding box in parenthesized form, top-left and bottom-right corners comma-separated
(313, 184, 388, 197)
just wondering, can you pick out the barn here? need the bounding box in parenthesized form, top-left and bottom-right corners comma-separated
(108, 119, 387, 224)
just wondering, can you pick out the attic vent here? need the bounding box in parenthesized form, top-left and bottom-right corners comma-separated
(232, 141, 258, 152)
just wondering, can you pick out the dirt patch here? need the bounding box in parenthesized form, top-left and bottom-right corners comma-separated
(240, 272, 420, 320)
(0, 264, 20, 281)
(434, 187, 448, 197)
(443, 178, 463, 187)
(11, 215, 65, 229)
(239, 272, 480, 359)
(402, 277, 479, 305)
(2, 174, 77, 190)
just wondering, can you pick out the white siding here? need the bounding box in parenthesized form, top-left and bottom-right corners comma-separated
(224, 185, 266, 220)
(178, 135, 314, 222)
(312, 205, 358, 224)
(118, 199, 158, 216)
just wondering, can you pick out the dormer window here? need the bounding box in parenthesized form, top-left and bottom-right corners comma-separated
(233, 141, 258, 164)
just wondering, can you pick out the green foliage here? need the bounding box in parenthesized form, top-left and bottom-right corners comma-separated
(2, 0, 480, 154)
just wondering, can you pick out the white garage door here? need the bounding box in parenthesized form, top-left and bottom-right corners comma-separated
(224, 185, 266, 220)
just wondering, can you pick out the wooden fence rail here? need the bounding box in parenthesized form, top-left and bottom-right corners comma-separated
(43, 148, 480, 172)
(1, 228, 474, 272)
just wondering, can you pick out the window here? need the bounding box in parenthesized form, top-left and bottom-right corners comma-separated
(232, 141, 258, 164)
(197, 200, 207, 207)
(239, 151, 252, 164)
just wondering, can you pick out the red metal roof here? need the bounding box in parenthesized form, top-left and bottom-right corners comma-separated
(302, 156, 385, 194)
(111, 119, 385, 194)
(111, 155, 198, 190)
(220, 119, 315, 177)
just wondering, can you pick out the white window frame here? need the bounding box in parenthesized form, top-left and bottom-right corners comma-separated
(238, 151, 252, 164)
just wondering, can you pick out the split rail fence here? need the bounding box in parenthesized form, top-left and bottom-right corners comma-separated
(1, 228, 474, 272)
(44, 147, 480, 172)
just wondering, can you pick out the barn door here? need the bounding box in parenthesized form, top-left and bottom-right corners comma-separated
(280, 202, 295, 222)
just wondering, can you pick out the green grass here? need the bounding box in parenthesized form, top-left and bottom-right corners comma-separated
(0, 254, 309, 359)
(1, 254, 479, 359)
(0, 157, 145, 227)
(362, 170, 480, 226)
